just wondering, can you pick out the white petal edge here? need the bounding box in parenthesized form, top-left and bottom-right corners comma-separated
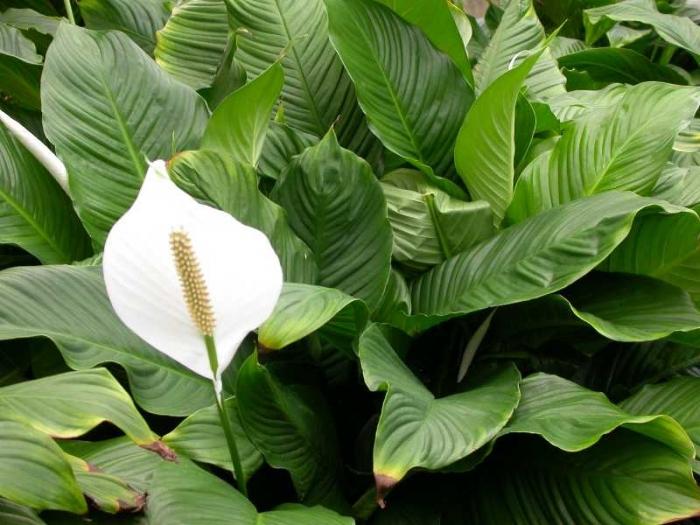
(103, 160, 283, 381)
(0, 109, 69, 194)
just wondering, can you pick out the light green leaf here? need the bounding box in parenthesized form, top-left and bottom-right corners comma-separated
(79, 0, 171, 53)
(325, 0, 472, 176)
(275, 133, 392, 309)
(474, 0, 565, 100)
(509, 82, 700, 220)
(147, 460, 354, 525)
(168, 149, 317, 283)
(546, 83, 626, 122)
(606, 23, 652, 48)
(155, 0, 229, 89)
(236, 354, 347, 509)
(0, 420, 86, 513)
(502, 373, 695, 457)
(585, 0, 700, 60)
(0, 265, 213, 416)
(675, 118, 700, 154)
(0, 21, 42, 109)
(0, 368, 157, 444)
(381, 170, 493, 270)
(65, 454, 144, 514)
(360, 324, 520, 486)
(622, 377, 700, 459)
(225, 0, 370, 152)
(455, 47, 544, 226)
(41, 23, 209, 246)
(201, 62, 284, 166)
(372, 0, 472, 81)
(258, 283, 368, 351)
(558, 273, 700, 342)
(651, 165, 700, 208)
(409, 193, 689, 332)
(0, 8, 60, 35)
(0, 121, 91, 263)
(462, 431, 700, 525)
(163, 397, 263, 480)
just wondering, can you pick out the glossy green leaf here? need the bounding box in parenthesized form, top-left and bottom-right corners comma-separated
(455, 47, 544, 226)
(0, 420, 86, 513)
(381, 170, 493, 271)
(154, 0, 229, 89)
(502, 373, 695, 457)
(41, 23, 209, 246)
(409, 193, 689, 332)
(0, 21, 42, 109)
(372, 0, 472, 81)
(0, 8, 60, 35)
(79, 0, 170, 53)
(225, 0, 370, 152)
(236, 354, 347, 509)
(584, 0, 700, 59)
(359, 324, 521, 486)
(474, 0, 565, 100)
(259, 283, 368, 350)
(325, 0, 472, 176)
(0, 265, 213, 416)
(201, 62, 284, 166)
(0, 498, 45, 525)
(147, 460, 354, 525)
(622, 377, 700, 459)
(0, 120, 90, 263)
(258, 121, 318, 180)
(162, 397, 263, 480)
(168, 149, 317, 283)
(652, 165, 700, 208)
(509, 82, 700, 220)
(275, 133, 392, 309)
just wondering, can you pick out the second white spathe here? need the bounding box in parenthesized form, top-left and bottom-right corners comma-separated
(103, 160, 283, 384)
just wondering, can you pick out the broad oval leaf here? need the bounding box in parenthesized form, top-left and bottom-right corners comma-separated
(41, 23, 209, 246)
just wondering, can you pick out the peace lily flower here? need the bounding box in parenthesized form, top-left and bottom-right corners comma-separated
(0, 109, 69, 194)
(103, 160, 283, 495)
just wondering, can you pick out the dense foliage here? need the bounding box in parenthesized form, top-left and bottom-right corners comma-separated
(1, 0, 700, 523)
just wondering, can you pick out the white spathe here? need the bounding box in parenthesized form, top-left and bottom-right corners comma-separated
(0, 109, 69, 194)
(103, 160, 283, 383)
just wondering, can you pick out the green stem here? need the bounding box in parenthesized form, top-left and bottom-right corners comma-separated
(63, 0, 76, 24)
(205, 335, 248, 497)
(658, 45, 677, 66)
(352, 486, 379, 521)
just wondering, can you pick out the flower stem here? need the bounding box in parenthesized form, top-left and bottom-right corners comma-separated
(205, 335, 248, 497)
(64, 0, 76, 24)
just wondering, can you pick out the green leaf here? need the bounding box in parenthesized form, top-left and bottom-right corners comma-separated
(0, 265, 212, 416)
(409, 193, 689, 332)
(509, 82, 700, 220)
(462, 431, 700, 525)
(474, 0, 565, 100)
(381, 170, 493, 271)
(359, 324, 520, 486)
(622, 377, 700, 460)
(162, 397, 263, 480)
(258, 283, 368, 351)
(41, 23, 209, 246)
(0, 498, 45, 525)
(154, 0, 229, 89)
(0, 120, 91, 264)
(79, 0, 171, 54)
(325, 0, 472, 176)
(0, 21, 42, 109)
(455, 47, 544, 226)
(236, 354, 347, 509)
(372, 0, 472, 81)
(652, 165, 700, 208)
(225, 0, 369, 150)
(502, 373, 695, 457)
(584, 0, 700, 60)
(201, 62, 284, 166)
(147, 460, 354, 525)
(0, 368, 157, 444)
(65, 454, 144, 514)
(0, 420, 86, 513)
(559, 48, 689, 86)
(275, 132, 392, 309)
(0, 8, 61, 36)
(259, 121, 318, 180)
(558, 273, 700, 342)
(168, 149, 317, 283)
